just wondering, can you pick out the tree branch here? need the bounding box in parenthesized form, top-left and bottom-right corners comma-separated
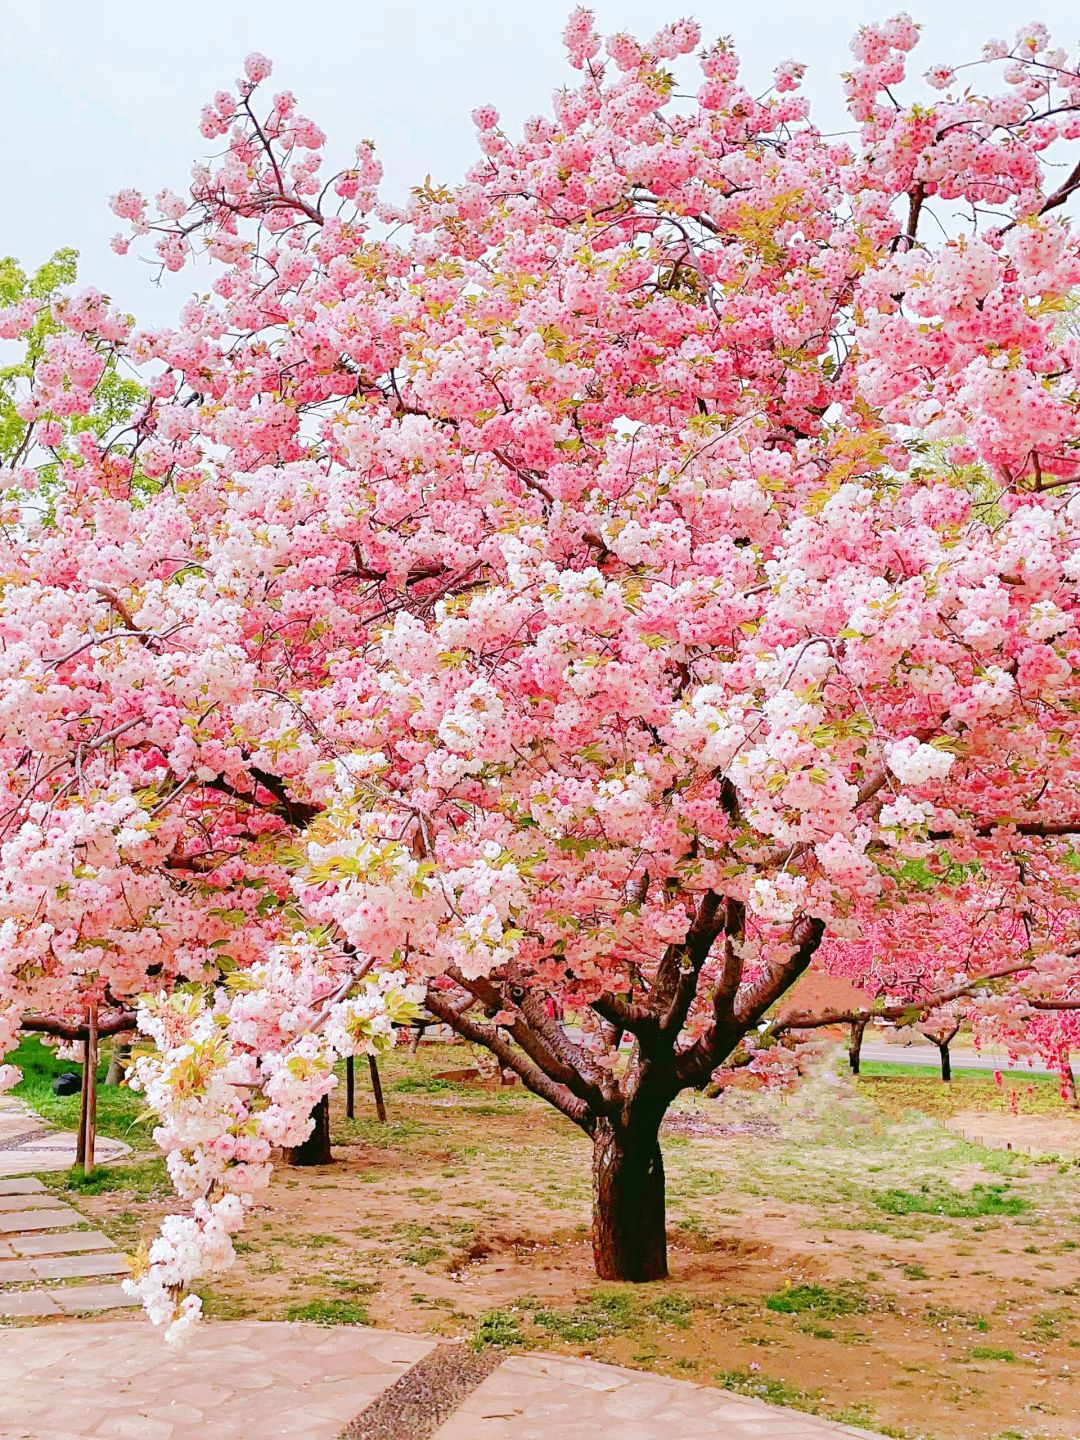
(423, 990, 593, 1130)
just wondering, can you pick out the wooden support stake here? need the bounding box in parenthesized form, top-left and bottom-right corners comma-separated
(368, 1054, 387, 1124)
(346, 1054, 355, 1119)
(77, 1006, 99, 1174)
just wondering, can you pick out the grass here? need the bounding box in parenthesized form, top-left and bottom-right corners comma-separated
(765, 1283, 868, 1318)
(473, 1309, 528, 1349)
(471, 1289, 701, 1350)
(43, 1158, 170, 1200)
(8, 1035, 148, 1145)
(715, 1367, 822, 1411)
(871, 1182, 1029, 1218)
(970, 1345, 1019, 1363)
(532, 1288, 638, 1343)
(284, 1298, 371, 1325)
(857, 1065, 1067, 1120)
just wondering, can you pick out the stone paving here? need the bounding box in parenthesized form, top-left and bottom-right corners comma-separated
(0, 1097, 129, 1178)
(0, 1321, 437, 1440)
(0, 1320, 890, 1440)
(0, 1176, 136, 1321)
(429, 1353, 883, 1440)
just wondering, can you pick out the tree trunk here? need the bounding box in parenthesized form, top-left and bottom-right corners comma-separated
(105, 1041, 130, 1088)
(848, 1019, 868, 1075)
(368, 1055, 387, 1123)
(284, 1095, 332, 1166)
(345, 1055, 355, 1119)
(1063, 1053, 1078, 1109)
(591, 1117, 667, 1282)
(938, 1041, 952, 1084)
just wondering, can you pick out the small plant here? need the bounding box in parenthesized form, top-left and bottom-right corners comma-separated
(645, 1292, 695, 1330)
(533, 1288, 638, 1343)
(715, 1368, 821, 1412)
(472, 1309, 526, 1349)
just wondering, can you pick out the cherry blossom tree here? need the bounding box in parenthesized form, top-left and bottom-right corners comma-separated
(3, 12, 1080, 1331)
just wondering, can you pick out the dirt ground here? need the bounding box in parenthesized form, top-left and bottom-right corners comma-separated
(73, 1046, 1080, 1440)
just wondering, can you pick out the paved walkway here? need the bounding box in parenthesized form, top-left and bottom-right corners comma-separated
(0, 1321, 887, 1440)
(0, 1096, 137, 1320)
(0, 1176, 135, 1320)
(0, 1097, 129, 1177)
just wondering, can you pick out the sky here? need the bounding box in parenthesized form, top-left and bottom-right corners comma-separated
(2, 0, 1078, 323)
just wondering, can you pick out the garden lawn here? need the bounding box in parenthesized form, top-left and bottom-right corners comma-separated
(9, 1034, 151, 1145)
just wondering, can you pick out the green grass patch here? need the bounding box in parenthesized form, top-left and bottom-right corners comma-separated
(970, 1345, 1019, 1363)
(8, 1036, 148, 1144)
(44, 1158, 169, 1200)
(472, 1309, 527, 1349)
(872, 1182, 1028, 1218)
(284, 1298, 370, 1325)
(765, 1283, 868, 1318)
(532, 1288, 638, 1343)
(715, 1368, 821, 1411)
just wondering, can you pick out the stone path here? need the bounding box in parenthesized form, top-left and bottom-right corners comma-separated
(0, 1097, 129, 1178)
(0, 1176, 135, 1320)
(428, 1353, 882, 1440)
(0, 1322, 436, 1440)
(0, 1321, 888, 1439)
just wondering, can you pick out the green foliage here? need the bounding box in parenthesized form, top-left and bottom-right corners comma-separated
(0, 248, 144, 507)
(532, 1288, 638, 1343)
(715, 1368, 821, 1411)
(970, 1345, 1019, 1363)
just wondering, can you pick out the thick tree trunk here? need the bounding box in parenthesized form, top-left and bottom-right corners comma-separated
(284, 1095, 333, 1166)
(938, 1041, 952, 1084)
(848, 1019, 868, 1075)
(345, 1055, 355, 1119)
(591, 1117, 667, 1282)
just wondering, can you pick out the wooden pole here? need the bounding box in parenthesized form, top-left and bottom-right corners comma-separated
(345, 1054, 355, 1119)
(77, 1006, 99, 1173)
(368, 1054, 387, 1124)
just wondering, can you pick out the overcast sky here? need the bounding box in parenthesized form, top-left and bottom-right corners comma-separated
(3, 1, 1078, 323)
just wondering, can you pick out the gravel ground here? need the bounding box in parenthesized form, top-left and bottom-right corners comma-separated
(339, 1341, 503, 1440)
